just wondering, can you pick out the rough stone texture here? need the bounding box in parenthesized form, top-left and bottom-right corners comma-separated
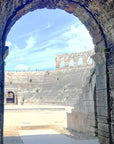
(4, 51, 94, 106)
(0, 41, 4, 144)
(67, 68, 97, 136)
(0, 0, 114, 144)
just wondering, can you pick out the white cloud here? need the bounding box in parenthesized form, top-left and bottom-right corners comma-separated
(63, 24, 90, 37)
(62, 24, 94, 52)
(15, 64, 28, 70)
(5, 41, 12, 46)
(46, 24, 51, 28)
(63, 25, 77, 37)
(25, 36, 36, 49)
(6, 36, 37, 61)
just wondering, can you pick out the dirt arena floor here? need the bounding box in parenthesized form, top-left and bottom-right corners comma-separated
(4, 105, 99, 144)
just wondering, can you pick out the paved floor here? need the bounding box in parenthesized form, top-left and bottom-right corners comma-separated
(4, 136, 23, 144)
(4, 129, 99, 144)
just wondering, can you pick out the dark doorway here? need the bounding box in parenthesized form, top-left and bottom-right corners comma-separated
(6, 91, 15, 104)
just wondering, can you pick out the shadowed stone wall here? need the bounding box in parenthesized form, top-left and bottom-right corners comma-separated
(0, 0, 113, 144)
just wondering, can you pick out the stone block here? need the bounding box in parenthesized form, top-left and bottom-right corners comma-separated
(98, 130, 110, 139)
(112, 139, 114, 144)
(97, 115, 108, 124)
(73, 5, 84, 18)
(96, 89, 108, 107)
(96, 40, 106, 53)
(93, 34, 104, 45)
(85, 92, 94, 100)
(96, 63, 106, 76)
(86, 100, 95, 106)
(97, 106, 108, 117)
(87, 105, 95, 113)
(111, 124, 114, 141)
(110, 90, 114, 98)
(98, 123, 109, 133)
(98, 135, 110, 144)
(108, 71, 114, 89)
(84, 85, 90, 92)
(96, 75, 107, 90)
(107, 52, 114, 67)
(87, 114, 96, 121)
(88, 118, 96, 125)
(88, 126, 96, 135)
(67, 111, 96, 135)
(0, 114, 2, 122)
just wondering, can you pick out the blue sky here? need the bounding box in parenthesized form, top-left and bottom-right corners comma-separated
(5, 8, 94, 71)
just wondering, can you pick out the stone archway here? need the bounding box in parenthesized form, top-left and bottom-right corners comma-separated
(0, 1, 113, 144)
(6, 91, 15, 104)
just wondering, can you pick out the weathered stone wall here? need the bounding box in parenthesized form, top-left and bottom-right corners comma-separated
(92, 51, 114, 144)
(67, 68, 97, 135)
(4, 63, 94, 106)
(0, 0, 113, 144)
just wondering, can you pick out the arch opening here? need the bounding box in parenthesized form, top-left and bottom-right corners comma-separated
(69, 59, 74, 67)
(4, 8, 98, 144)
(60, 60, 65, 68)
(6, 91, 15, 104)
(78, 57, 83, 65)
(1, 0, 109, 144)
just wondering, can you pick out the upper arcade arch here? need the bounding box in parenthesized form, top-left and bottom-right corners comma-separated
(55, 50, 94, 69)
(69, 59, 74, 67)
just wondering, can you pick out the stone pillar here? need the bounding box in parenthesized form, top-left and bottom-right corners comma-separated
(92, 52, 112, 144)
(17, 88, 24, 105)
(14, 92, 17, 104)
(73, 57, 79, 66)
(4, 92, 6, 104)
(17, 88, 21, 105)
(106, 52, 114, 144)
(56, 61, 61, 69)
(0, 42, 7, 144)
(64, 58, 70, 67)
(83, 56, 88, 65)
(55, 59, 61, 69)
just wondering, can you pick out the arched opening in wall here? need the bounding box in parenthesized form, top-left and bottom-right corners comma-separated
(69, 59, 74, 67)
(78, 57, 83, 65)
(60, 60, 65, 68)
(6, 91, 15, 104)
(3, 6, 101, 144)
